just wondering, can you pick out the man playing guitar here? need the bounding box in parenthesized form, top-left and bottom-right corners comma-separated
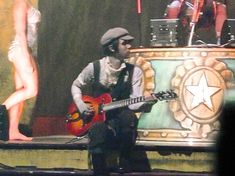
(71, 27, 156, 176)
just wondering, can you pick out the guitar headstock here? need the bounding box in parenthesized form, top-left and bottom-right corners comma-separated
(153, 90, 178, 101)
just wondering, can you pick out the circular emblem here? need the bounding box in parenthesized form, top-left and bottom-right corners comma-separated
(170, 57, 233, 137)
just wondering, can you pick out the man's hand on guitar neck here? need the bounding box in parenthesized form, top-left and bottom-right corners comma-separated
(141, 90, 177, 113)
(135, 93, 158, 113)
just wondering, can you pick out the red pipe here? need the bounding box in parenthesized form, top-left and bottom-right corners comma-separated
(137, 0, 142, 14)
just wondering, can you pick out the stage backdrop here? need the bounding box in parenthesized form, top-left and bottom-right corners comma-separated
(1, 0, 235, 136)
(34, 0, 235, 136)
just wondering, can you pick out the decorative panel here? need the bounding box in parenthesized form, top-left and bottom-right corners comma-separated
(129, 48, 235, 147)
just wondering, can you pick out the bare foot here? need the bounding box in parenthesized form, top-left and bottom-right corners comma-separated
(9, 132, 33, 141)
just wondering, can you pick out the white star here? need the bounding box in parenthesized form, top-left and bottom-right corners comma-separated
(186, 73, 221, 110)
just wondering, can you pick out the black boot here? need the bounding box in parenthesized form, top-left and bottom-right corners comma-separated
(0, 105, 9, 141)
(91, 153, 109, 176)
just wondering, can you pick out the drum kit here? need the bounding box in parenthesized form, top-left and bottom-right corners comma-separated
(150, 0, 235, 47)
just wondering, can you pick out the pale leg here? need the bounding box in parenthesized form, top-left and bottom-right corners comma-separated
(7, 70, 32, 141)
(3, 51, 38, 141)
(215, 3, 227, 38)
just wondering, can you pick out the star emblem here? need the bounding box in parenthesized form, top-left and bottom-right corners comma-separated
(186, 73, 221, 111)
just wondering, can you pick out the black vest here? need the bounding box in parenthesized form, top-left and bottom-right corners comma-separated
(92, 60, 134, 101)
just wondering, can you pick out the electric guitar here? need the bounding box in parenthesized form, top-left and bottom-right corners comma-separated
(66, 90, 177, 137)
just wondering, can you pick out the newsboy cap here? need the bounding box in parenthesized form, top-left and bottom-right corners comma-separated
(100, 27, 134, 46)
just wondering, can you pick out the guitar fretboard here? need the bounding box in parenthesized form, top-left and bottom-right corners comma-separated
(102, 96, 155, 111)
(102, 90, 176, 112)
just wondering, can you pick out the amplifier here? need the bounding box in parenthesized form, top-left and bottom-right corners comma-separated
(150, 19, 179, 47)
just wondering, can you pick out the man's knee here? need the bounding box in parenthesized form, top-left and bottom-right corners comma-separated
(119, 110, 138, 129)
(88, 122, 107, 148)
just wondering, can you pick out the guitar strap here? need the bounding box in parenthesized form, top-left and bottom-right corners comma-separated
(93, 60, 100, 85)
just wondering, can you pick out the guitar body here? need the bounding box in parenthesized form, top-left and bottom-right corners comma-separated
(66, 93, 112, 137)
(66, 90, 177, 137)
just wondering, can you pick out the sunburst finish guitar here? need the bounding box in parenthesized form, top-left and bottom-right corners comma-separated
(66, 90, 177, 137)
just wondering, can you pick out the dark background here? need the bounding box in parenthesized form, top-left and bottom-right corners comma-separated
(32, 0, 235, 121)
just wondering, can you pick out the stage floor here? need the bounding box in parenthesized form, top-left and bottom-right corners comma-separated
(0, 135, 215, 176)
(0, 135, 88, 149)
(0, 134, 215, 151)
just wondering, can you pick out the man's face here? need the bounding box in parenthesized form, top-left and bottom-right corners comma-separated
(116, 39, 132, 60)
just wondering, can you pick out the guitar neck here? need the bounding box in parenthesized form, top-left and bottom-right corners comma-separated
(102, 95, 153, 112)
(102, 90, 177, 112)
